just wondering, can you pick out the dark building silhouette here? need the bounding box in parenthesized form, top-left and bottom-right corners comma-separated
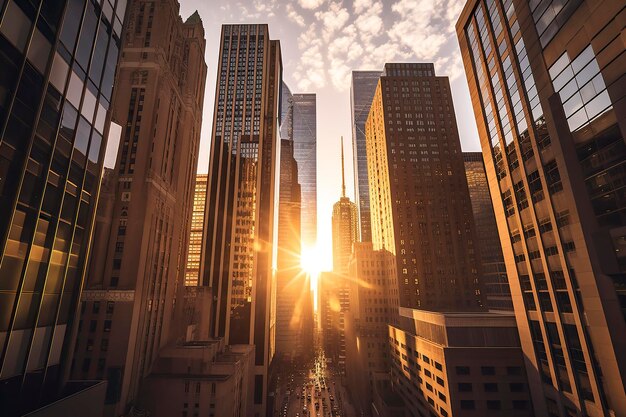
(0, 0, 127, 415)
(200, 24, 282, 417)
(458, 0, 626, 414)
(275, 139, 313, 361)
(70, 2, 207, 415)
(463, 152, 512, 311)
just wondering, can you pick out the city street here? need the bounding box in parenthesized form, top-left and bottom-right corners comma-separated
(275, 350, 356, 417)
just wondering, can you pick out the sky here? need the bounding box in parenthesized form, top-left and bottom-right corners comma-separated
(176, 0, 482, 271)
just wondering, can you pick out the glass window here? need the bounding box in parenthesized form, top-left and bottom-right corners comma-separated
(0, 0, 32, 51)
(67, 70, 84, 108)
(74, 115, 91, 155)
(26, 28, 51, 74)
(76, 1, 98, 69)
(60, 0, 85, 51)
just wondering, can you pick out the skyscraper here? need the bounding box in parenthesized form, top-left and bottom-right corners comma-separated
(185, 174, 207, 287)
(70, 2, 207, 414)
(366, 63, 483, 311)
(275, 138, 313, 361)
(292, 93, 317, 248)
(345, 242, 399, 415)
(0, 0, 126, 415)
(279, 82, 317, 249)
(464, 152, 512, 311)
(332, 137, 358, 274)
(457, 0, 626, 414)
(200, 24, 282, 417)
(351, 71, 382, 242)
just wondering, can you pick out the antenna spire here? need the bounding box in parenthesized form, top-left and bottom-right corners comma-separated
(341, 136, 346, 198)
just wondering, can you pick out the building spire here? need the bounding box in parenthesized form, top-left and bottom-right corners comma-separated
(341, 136, 346, 198)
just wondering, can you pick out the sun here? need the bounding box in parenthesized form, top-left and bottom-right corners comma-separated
(300, 244, 321, 287)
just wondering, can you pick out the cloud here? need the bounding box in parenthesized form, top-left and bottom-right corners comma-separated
(283, 0, 466, 91)
(315, 2, 350, 40)
(298, 0, 326, 9)
(286, 4, 306, 27)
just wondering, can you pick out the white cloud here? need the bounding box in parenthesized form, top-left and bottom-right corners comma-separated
(315, 2, 350, 40)
(286, 4, 306, 27)
(353, 0, 373, 14)
(287, 0, 466, 92)
(298, 0, 326, 9)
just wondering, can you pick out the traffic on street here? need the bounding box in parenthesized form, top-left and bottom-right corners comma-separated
(276, 350, 354, 417)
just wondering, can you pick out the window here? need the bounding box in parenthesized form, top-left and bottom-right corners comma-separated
(92, 301, 100, 314)
(103, 320, 112, 332)
(460, 400, 475, 410)
(458, 383, 472, 392)
(510, 383, 525, 392)
(455, 366, 470, 375)
(481, 366, 495, 375)
(549, 44, 611, 132)
(544, 160, 563, 194)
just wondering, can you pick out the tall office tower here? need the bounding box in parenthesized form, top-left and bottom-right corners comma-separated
(351, 71, 382, 242)
(280, 84, 316, 248)
(345, 242, 399, 415)
(292, 93, 317, 248)
(200, 24, 282, 417)
(464, 152, 512, 311)
(185, 174, 207, 287)
(71, 2, 206, 415)
(275, 139, 313, 361)
(457, 0, 626, 415)
(0, 1, 126, 415)
(366, 63, 483, 311)
(332, 138, 358, 274)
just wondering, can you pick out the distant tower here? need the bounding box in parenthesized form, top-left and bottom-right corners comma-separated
(463, 152, 512, 311)
(200, 24, 282, 416)
(71, 2, 207, 414)
(186, 174, 208, 287)
(332, 137, 358, 274)
(351, 71, 382, 242)
(292, 93, 317, 248)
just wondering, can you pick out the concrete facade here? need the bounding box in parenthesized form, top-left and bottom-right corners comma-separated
(71, 2, 207, 415)
(389, 309, 532, 417)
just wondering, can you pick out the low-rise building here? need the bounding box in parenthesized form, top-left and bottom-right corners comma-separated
(389, 308, 532, 417)
(137, 340, 254, 417)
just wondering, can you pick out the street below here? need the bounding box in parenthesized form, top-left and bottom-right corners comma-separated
(275, 349, 356, 417)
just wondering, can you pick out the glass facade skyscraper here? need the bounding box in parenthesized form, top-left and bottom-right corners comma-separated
(350, 70, 381, 242)
(279, 83, 316, 250)
(0, 0, 126, 414)
(292, 93, 317, 248)
(458, 0, 626, 414)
